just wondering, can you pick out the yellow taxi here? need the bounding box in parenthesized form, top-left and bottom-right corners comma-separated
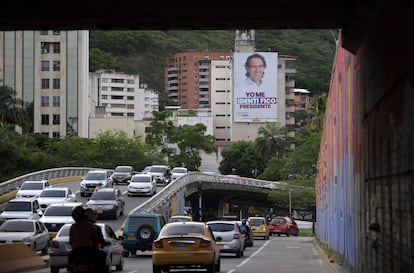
(152, 221, 221, 273)
(247, 216, 270, 240)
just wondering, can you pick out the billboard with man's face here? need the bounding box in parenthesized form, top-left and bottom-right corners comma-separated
(233, 52, 278, 122)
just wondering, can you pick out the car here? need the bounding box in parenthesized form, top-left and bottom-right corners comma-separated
(37, 187, 76, 211)
(85, 187, 125, 220)
(247, 216, 270, 239)
(39, 202, 84, 238)
(236, 220, 254, 247)
(79, 169, 114, 197)
(152, 221, 221, 273)
(112, 165, 134, 184)
(170, 167, 188, 181)
(269, 216, 299, 236)
(121, 213, 166, 257)
(207, 220, 244, 257)
(147, 165, 172, 186)
(127, 173, 156, 196)
(49, 223, 124, 273)
(15, 179, 51, 198)
(0, 219, 49, 255)
(168, 214, 193, 223)
(141, 166, 151, 174)
(0, 197, 43, 225)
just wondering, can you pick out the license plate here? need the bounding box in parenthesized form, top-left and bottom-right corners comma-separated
(174, 243, 188, 250)
(96, 209, 103, 214)
(88, 188, 94, 192)
(128, 235, 136, 240)
(217, 244, 224, 249)
(118, 179, 122, 182)
(135, 189, 141, 192)
(73, 264, 88, 271)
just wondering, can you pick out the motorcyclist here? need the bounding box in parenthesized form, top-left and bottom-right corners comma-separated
(85, 208, 108, 272)
(69, 206, 100, 272)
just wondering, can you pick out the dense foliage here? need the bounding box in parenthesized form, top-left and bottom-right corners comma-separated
(89, 30, 337, 103)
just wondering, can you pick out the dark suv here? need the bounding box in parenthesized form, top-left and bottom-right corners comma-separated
(121, 213, 166, 257)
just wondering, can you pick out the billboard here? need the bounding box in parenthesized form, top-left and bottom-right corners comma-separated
(233, 52, 278, 122)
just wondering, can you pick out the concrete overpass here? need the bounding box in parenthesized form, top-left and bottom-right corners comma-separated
(1, 1, 413, 273)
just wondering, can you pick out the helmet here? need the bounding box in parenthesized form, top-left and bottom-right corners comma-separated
(85, 208, 97, 223)
(72, 206, 86, 222)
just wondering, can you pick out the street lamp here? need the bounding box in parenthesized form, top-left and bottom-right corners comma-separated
(289, 189, 292, 216)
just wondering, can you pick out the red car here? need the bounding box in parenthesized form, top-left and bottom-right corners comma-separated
(269, 216, 299, 237)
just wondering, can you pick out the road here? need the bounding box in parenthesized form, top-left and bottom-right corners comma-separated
(20, 181, 334, 273)
(24, 236, 333, 273)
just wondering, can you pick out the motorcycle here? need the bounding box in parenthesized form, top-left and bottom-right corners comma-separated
(69, 247, 107, 273)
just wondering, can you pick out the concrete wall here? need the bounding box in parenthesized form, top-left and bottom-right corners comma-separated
(316, 2, 414, 273)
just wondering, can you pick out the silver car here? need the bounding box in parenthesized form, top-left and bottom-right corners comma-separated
(37, 187, 76, 211)
(0, 219, 49, 255)
(0, 197, 43, 225)
(49, 223, 124, 273)
(207, 220, 245, 257)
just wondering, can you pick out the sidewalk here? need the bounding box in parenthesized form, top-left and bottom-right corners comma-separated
(313, 240, 351, 273)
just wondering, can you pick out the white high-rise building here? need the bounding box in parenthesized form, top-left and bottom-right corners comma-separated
(0, 30, 89, 138)
(89, 70, 159, 120)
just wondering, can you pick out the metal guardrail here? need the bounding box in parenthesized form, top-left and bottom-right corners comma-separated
(0, 167, 96, 195)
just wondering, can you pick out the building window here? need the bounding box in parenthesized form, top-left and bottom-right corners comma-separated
(53, 114, 60, 125)
(40, 31, 48, 35)
(127, 79, 134, 84)
(127, 113, 134, 117)
(127, 96, 134, 100)
(101, 86, 108, 91)
(41, 115, 49, 125)
(53, 61, 60, 71)
(111, 78, 124, 83)
(111, 87, 124, 91)
(41, 96, 49, 107)
(41, 79, 49, 89)
(53, 43, 60, 53)
(52, 132, 60, 138)
(41, 61, 49, 71)
(53, 79, 60, 89)
(52, 30, 60, 35)
(41, 42, 49, 54)
(127, 88, 134, 92)
(52, 96, 60, 107)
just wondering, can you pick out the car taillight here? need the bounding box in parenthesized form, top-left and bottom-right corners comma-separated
(153, 240, 163, 248)
(233, 232, 241, 239)
(50, 240, 59, 248)
(199, 239, 211, 248)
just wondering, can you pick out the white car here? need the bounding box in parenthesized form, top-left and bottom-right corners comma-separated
(0, 197, 43, 225)
(15, 179, 51, 198)
(146, 165, 171, 186)
(127, 174, 156, 196)
(171, 167, 188, 181)
(37, 187, 76, 211)
(0, 219, 50, 255)
(207, 220, 245, 257)
(39, 202, 84, 238)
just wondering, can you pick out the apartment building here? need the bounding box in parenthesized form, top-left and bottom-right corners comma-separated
(294, 88, 313, 129)
(89, 70, 159, 120)
(164, 51, 233, 109)
(0, 30, 89, 138)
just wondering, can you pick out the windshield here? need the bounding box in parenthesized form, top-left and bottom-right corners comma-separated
(91, 191, 115, 200)
(172, 168, 186, 173)
(40, 190, 66, 197)
(84, 172, 106, 180)
(5, 201, 31, 211)
(0, 221, 34, 232)
(44, 206, 77, 216)
(115, 167, 131, 172)
(149, 166, 167, 173)
(131, 176, 151, 183)
(20, 182, 44, 190)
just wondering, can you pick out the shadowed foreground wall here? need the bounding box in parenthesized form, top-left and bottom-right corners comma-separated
(316, 2, 414, 273)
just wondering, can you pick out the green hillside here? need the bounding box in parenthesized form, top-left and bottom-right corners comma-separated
(90, 30, 337, 103)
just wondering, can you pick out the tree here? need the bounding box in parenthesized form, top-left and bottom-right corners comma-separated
(145, 110, 176, 158)
(172, 123, 217, 171)
(255, 122, 289, 163)
(0, 85, 31, 131)
(306, 92, 327, 132)
(219, 140, 264, 177)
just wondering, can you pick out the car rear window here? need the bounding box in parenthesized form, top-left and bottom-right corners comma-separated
(44, 206, 77, 216)
(207, 223, 235, 232)
(271, 218, 286, 224)
(127, 216, 157, 229)
(163, 224, 204, 236)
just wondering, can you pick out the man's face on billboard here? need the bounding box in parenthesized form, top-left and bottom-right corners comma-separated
(246, 57, 265, 84)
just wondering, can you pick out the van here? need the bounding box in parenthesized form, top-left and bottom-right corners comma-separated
(121, 213, 166, 257)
